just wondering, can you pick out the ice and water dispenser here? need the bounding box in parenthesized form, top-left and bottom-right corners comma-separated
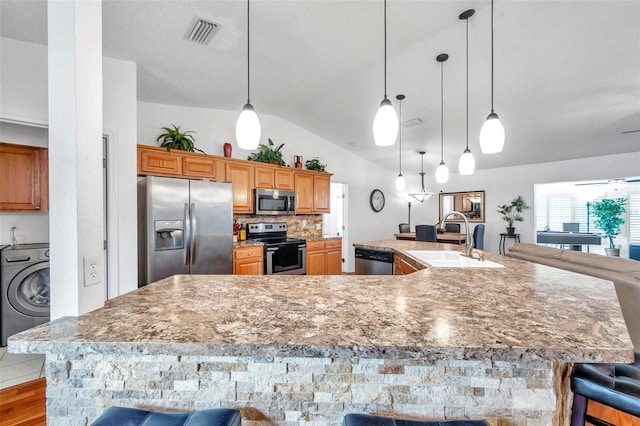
(154, 220, 184, 250)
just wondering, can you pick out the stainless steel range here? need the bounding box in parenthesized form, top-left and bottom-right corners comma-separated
(246, 222, 306, 275)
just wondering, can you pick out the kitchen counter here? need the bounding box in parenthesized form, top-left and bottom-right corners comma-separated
(9, 240, 633, 425)
(233, 240, 263, 249)
(305, 235, 342, 242)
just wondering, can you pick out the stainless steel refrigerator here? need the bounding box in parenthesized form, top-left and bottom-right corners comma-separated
(138, 176, 233, 287)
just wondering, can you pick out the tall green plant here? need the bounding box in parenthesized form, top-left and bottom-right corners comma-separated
(591, 198, 627, 248)
(156, 124, 203, 153)
(497, 195, 529, 227)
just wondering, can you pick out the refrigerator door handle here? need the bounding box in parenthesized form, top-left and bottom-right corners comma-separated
(190, 203, 198, 264)
(184, 202, 191, 265)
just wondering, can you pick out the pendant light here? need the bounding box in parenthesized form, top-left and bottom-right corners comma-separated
(458, 9, 476, 176)
(409, 151, 434, 202)
(435, 53, 449, 184)
(479, 0, 505, 154)
(395, 94, 406, 191)
(373, 0, 398, 147)
(235, 0, 261, 150)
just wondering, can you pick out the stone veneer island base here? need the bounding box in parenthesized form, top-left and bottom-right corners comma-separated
(9, 241, 634, 426)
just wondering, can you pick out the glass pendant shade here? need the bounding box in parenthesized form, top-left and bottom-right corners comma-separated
(459, 148, 475, 175)
(373, 98, 398, 146)
(479, 111, 505, 154)
(236, 103, 261, 150)
(435, 162, 449, 184)
(395, 174, 406, 191)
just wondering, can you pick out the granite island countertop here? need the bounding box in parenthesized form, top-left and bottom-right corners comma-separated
(10, 240, 633, 364)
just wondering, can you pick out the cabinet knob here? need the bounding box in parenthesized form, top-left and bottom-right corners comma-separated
(35, 206, 40, 210)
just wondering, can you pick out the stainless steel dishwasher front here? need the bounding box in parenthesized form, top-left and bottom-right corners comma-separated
(354, 248, 394, 275)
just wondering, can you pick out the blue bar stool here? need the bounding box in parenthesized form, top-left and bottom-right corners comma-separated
(570, 352, 640, 425)
(343, 414, 488, 426)
(91, 407, 241, 426)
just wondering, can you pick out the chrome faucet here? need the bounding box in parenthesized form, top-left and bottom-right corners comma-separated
(440, 211, 482, 259)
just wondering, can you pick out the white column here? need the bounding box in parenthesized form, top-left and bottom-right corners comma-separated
(48, 0, 104, 318)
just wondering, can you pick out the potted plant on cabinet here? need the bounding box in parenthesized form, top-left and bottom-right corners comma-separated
(497, 195, 529, 235)
(156, 124, 204, 153)
(591, 198, 627, 256)
(305, 157, 327, 172)
(247, 138, 286, 166)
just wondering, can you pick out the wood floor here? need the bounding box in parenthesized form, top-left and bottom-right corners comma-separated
(0, 378, 46, 426)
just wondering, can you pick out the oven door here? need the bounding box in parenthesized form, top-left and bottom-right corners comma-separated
(266, 243, 307, 275)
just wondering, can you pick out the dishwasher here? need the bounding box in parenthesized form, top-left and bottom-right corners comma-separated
(354, 248, 394, 275)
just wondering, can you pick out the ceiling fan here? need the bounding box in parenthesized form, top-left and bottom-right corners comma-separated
(575, 177, 640, 188)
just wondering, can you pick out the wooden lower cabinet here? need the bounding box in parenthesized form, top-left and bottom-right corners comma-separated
(394, 254, 422, 275)
(306, 239, 342, 275)
(0, 143, 48, 212)
(233, 246, 264, 275)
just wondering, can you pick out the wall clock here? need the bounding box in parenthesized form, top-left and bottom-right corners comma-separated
(369, 189, 385, 212)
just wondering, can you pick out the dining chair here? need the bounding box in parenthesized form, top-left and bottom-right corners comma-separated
(444, 223, 460, 233)
(398, 223, 410, 233)
(415, 225, 437, 242)
(473, 224, 485, 250)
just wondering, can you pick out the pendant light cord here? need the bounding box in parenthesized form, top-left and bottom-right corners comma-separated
(440, 61, 444, 162)
(465, 16, 469, 150)
(398, 98, 402, 173)
(490, 0, 494, 112)
(246, 0, 251, 104)
(384, 0, 387, 98)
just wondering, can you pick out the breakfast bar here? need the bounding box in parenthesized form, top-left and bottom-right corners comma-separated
(9, 241, 633, 425)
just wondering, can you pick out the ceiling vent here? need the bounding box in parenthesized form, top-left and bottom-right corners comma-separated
(184, 16, 220, 45)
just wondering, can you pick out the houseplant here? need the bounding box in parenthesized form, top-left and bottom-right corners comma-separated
(156, 124, 203, 153)
(305, 157, 326, 172)
(591, 198, 627, 256)
(247, 138, 286, 166)
(497, 195, 529, 235)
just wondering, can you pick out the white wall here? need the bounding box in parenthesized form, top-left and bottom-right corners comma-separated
(138, 101, 411, 271)
(0, 37, 138, 299)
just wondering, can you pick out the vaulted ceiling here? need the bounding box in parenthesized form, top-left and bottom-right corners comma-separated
(1, 0, 639, 175)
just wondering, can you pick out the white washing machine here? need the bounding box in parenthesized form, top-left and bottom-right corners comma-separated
(1, 243, 50, 346)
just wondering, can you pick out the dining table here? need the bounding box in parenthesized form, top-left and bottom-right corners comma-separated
(394, 232, 467, 245)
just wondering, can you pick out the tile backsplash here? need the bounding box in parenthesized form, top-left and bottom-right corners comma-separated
(234, 215, 323, 239)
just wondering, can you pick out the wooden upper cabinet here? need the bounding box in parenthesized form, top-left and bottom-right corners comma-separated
(295, 172, 314, 213)
(254, 166, 295, 190)
(225, 161, 253, 213)
(313, 174, 330, 213)
(183, 156, 216, 179)
(138, 146, 182, 176)
(0, 143, 48, 212)
(274, 169, 294, 190)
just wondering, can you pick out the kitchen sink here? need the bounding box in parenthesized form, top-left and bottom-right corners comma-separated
(406, 250, 504, 268)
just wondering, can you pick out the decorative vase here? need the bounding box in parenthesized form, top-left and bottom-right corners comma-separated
(223, 142, 232, 158)
(605, 247, 620, 257)
(506, 227, 515, 235)
(294, 155, 302, 169)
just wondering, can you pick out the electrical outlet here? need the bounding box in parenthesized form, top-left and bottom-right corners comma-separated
(83, 255, 103, 287)
(316, 223, 322, 230)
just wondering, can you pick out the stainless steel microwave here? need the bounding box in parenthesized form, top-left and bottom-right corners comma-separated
(254, 189, 296, 215)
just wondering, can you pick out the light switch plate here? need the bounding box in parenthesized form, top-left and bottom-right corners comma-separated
(83, 255, 103, 287)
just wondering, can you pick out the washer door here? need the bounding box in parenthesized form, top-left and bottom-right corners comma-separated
(7, 262, 50, 317)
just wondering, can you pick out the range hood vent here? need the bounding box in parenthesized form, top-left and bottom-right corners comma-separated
(184, 16, 220, 45)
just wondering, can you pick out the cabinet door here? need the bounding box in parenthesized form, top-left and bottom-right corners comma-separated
(254, 166, 275, 188)
(324, 247, 342, 275)
(306, 249, 325, 275)
(138, 147, 182, 176)
(183, 156, 216, 179)
(295, 173, 314, 213)
(274, 169, 295, 190)
(313, 174, 331, 213)
(0, 144, 48, 212)
(234, 258, 264, 275)
(225, 162, 254, 213)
